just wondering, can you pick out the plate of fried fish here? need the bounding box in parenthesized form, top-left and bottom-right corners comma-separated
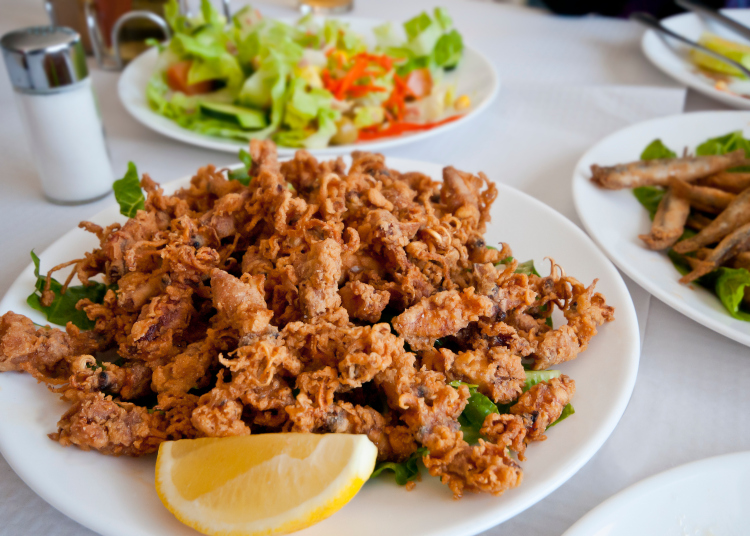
(0, 142, 639, 536)
(574, 111, 750, 347)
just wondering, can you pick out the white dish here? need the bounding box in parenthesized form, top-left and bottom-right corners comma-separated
(641, 8, 750, 110)
(0, 157, 639, 536)
(118, 17, 499, 156)
(573, 111, 750, 347)
(562, 451, 750, 536)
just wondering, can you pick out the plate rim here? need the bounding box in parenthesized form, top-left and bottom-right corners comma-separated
(560, 450, 750, 535)
(572, 109, 750, 347)
(0, 157, 640, 536)
(640, 8, 750, 110)
(117, 17, 500, 156)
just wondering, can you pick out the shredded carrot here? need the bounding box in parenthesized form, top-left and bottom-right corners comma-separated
(358, 115, 463, 141)
(321, 51, 394, 100)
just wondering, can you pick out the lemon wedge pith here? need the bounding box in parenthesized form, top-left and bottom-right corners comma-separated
(155, 434, 378, 536)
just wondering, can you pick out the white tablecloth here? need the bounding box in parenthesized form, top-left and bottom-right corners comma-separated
(1, 1, 748, 535)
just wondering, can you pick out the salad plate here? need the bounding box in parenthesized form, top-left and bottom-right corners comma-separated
(0, 157, 638, 536)
(573, 111, 750, 347)
(118, 15, 499, 156)
(562, 451, 750, 536)
(641, 8, 750, 109)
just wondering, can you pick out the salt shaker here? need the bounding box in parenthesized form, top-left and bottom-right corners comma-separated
(1, 27, 114, 204)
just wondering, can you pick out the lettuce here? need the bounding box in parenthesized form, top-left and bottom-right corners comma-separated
(322, 19, 366, 53)
(549, 404, 575, 428)
(632, 186, 665, 220)
(713, 267, 750, 321)
(399, 8, 463, 70)
(449, 381, 499, 439)
(695, 130, 750, 157)
(283, 77, 334, 129)
(373, 22, 402, 49)
(640, 139, 676, 160)
(27, 252, 109, 330)
(523, 370, 561, 391)
(434, 30, 463, 69)
(113, 162, 145, 218)
(515, 259, 540, 277)
(228, 148, 253, 185)
(695, 131, 750, 171)
(371, 447, 429, 485)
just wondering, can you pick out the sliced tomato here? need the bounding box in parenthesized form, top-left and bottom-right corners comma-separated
(405, 68, 433, 99)
(166, 61, 213, 96)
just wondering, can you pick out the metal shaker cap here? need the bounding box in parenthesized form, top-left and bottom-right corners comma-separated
(1, 26, 88, 93)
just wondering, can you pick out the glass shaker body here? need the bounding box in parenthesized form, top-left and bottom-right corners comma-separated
(13, 80, 114, 204)
(1, 26, 115, 204)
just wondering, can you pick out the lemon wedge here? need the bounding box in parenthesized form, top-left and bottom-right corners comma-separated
(690, 32, 750, 77)
(155, 434, 378, 536)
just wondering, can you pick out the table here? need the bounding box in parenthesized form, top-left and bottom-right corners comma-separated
(0, 1, 747, 535)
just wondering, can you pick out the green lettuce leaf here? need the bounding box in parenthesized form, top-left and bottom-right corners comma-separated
(113, 162, 145, 218)
(548, 403, 575, 428)
(695, 131, 750, 171)
(433, 29, 463, 69)
(282, 77, 334, 130)
(523, 370, 562, 392)
(26, 251, 109, 330)
(322, 19, 366, 53)
(632, 186, 665, 220)
(640, 139, 676, 160)
(164, 0, 188, 35)
(434, 7, 453, 31)
(449, 381, 499, 431)
(228, 148, 253, 185)
(695, 130, 750, 157)
(713, 267, 750, 321)
(371, 447, 429, 485)
(515, 259, 540, 277)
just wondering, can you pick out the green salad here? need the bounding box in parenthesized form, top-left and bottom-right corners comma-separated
(146, 0, 470, 148)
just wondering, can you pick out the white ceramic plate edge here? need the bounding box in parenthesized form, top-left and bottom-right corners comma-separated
(561, 450, 750, 536)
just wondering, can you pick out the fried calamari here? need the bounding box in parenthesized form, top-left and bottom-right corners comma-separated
(0, 141, 613, 498)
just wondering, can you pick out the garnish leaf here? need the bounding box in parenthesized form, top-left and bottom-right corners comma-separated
(713, 267, 750, 321)
(113, 162, 145, 218)
(695, 130, 750, 171)
(632, 186, 665, 221)
(228, 148, 253, 185)
(515, 259, 540, 277)
(371, 447, 429, 485)
(640, 139, 676, 160)
(449, 380, 499, 440)
(523, 369, 561, 392)
(548, 403, 575, 428)
(27, 251, 109, 329)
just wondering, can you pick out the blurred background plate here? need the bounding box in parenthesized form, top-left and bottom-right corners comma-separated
(562, 451, 750, 536)
(641, 8, 750, 109)
(118, 17, 499, 156)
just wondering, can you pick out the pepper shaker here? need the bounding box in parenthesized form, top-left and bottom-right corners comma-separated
(1, 27, 114, 204)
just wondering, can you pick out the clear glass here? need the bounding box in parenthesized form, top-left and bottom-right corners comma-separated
(298, 0, 353, 15)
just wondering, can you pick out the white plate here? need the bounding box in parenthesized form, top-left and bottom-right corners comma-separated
(562, 451, 750, 536)
(0, 157, 639, 536)
(118, 17, 499, 156)
(642, 8, 750, 109)
(573, 111, 750, 347)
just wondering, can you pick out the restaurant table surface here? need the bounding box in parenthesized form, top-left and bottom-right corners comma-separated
(0, 0, 747, 535)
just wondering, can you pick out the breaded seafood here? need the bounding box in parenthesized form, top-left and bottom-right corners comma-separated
(1, 141, 613, 498)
